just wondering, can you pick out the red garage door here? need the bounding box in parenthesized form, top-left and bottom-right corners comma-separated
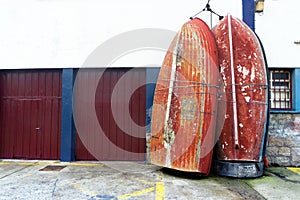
(0, 70, 62, 160)
(75, 68, 146, 161)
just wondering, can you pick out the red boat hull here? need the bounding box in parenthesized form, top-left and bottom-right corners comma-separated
(150, 18, 219, 174)
(212, 15, 268, 162)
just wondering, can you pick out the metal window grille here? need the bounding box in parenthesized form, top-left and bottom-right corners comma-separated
(269, 69, 292, 110)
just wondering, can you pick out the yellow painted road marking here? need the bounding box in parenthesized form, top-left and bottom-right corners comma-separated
(23, 173, 34, 177)
(0, 162, 11, 165)
(155, 182, 165, 200)
(133, 177, 155, 186)
(0, 161, 53, 166)
(0, 162, 39, 166)
(0, 161, 104, 167)
(18, 162, 39, 166)
(287, 167, 300, 175)
(155, 170, 165, 200)
(60, 162, 105, 167)
(71, 183, 98, 197)
(118, 187, 155, 199)
(70, 181, 156, 200)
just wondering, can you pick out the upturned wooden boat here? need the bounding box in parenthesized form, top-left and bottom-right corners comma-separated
(212, 14, 269, 177)
(150, 18, 219, 175)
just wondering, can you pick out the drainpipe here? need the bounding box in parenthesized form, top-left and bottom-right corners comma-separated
(242, 0, 255, 31)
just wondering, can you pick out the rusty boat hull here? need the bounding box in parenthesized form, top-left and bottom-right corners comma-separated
(150, 18, 219, 175)
(212, 14, 268, 177)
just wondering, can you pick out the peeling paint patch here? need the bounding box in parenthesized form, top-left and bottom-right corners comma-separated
(163, 119, 175, 148)
(181, 98, 196, 120)
(237, 65, 250, 79)
(241, 85, 249, 92)
(251, 67, 255, 82)
(245, 96, 251, 102)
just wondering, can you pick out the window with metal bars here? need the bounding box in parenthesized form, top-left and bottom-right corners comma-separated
(269, 69, 292, 110)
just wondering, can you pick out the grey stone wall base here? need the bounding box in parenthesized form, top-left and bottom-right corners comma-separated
(267, 113, 300, 166)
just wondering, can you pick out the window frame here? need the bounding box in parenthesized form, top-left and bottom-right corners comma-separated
(269, 68, 293, 111)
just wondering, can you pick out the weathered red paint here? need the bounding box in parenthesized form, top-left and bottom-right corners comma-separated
(75, 68, 146, 161)
(0, 70, 62, 159)
(150, 18, 219, 174)
(213, 15, 268, 161)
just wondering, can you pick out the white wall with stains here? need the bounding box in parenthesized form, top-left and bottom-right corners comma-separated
(255, 0, 300, 68)
(0, 0, 241, 69)
(0, 0, 298, 69)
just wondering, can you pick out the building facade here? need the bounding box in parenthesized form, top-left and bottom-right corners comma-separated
(0, 0, 299, 166)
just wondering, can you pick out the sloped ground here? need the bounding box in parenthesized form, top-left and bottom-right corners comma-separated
(0, 160, 299, 200)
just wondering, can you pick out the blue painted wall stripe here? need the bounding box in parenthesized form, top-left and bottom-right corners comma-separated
(60, 68, 75, 161)
(242, 0, 255, 31)
(145, 67, 160, 134)
(146, 67, 160, 110)
(294, 69, 300, 111)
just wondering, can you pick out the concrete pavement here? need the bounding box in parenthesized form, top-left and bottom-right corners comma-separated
(0, 160, 299, 200)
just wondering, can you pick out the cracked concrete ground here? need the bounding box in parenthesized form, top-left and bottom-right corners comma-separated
(0, 160, 299, 200)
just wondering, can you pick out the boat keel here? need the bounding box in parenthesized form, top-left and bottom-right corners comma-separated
(214, 160, 264, 178)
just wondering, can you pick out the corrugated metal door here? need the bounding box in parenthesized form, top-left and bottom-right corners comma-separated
(0, 70, 62, 159)
(75, 68, 146, 161)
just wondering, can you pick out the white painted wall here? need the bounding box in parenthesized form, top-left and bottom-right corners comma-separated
(255, 0, 300, 68)
(0, 0, 241, 69)
(1, 0, 298, 69)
